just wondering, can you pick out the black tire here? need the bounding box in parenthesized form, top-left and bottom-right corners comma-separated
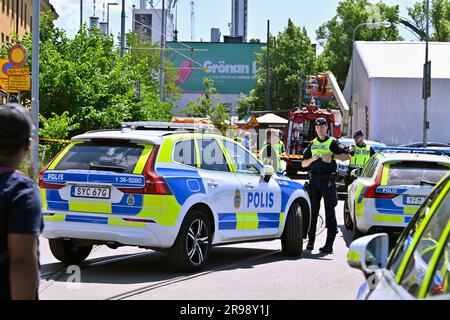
(168, 209, 212, 272)
(281, 201, 304, 256)
(49, 239, 92, 264)
(343, 199, 353, 230)
(352, 210, 364, 239)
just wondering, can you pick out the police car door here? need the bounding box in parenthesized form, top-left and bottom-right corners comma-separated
(221, 139, 282, 239)
(196, 138, 244, 241)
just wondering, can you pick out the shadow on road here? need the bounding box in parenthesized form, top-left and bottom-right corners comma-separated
(338, 225, 354, 248)
(42, 243, 332, 286)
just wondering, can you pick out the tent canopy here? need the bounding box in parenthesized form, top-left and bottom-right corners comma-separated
(256, 113, 288, 124)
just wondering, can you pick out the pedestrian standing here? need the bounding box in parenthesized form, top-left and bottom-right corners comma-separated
(301, 117, 350, 253)
(0, 103, 43, 300)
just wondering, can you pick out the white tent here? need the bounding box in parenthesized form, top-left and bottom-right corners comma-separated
(256, 113, 288, 124)
(343, 41, 450, 146)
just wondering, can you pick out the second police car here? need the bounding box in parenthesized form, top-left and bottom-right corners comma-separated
(344, 148, 450, 239)
(39, 122, 311, 271)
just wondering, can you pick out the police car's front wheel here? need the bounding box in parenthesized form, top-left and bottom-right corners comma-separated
(49, 239, 92, 264)
(168, 210, 212, 272)
(281, 201, 304, 256)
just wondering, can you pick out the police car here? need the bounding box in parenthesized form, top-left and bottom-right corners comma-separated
(347, 172, 450, 299)
(344, 148, 450, 239)
(39, 122, 311, 271)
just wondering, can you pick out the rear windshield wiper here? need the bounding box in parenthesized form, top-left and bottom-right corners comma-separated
(89, 162, 126, 173)
(419, 179, 437, 186)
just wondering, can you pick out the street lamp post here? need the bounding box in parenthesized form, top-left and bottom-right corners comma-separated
(120, 0, 125, 57)
(107, 2, 119, 35)
(423, 0, 430, 148)
(350, 21, 391, 134)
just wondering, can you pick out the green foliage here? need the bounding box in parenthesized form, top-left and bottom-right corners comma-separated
(1, 12, 179, 161)
(408, 0, 450, 41)
(240, 19, 317, 114)
(235, 92, 259, 119)
(316, 0, 402, 88)
(184, 77, 230, 134)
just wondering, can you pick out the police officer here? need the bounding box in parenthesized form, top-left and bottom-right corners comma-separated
(347, 130, 375, 185)
(301, 117, 350, 253)
(259, 128, 283, 174)
(0, 104, 43, 300)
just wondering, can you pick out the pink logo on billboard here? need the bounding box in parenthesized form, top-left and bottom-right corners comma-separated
(176, 60, 193, 85)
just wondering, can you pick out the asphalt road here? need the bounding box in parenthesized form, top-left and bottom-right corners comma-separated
(38, 179, 366, 300)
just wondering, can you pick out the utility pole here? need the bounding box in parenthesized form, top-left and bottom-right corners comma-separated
(266, 20, 270, 111)
(422, 0, 430, 147)
(80, 0, 83, 28)
(120, 0, 125, 57)
(159, 0, 166, 99)
(31, 0, 40, 179)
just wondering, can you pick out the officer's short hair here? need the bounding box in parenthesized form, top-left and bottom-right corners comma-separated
(353, 130, 364, 138)
(0, 104, 34, 155)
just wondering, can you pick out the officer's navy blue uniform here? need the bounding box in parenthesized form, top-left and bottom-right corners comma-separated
(0, 165, 43, 300)
(303, 136, 346, 250)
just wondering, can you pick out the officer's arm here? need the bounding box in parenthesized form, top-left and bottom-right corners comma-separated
(8, 234, 39, 300)
(331, 140, 350, 161)
(301, 146, 317, 168)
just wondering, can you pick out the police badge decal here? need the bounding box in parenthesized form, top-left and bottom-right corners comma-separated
(234, 189, 241, 209)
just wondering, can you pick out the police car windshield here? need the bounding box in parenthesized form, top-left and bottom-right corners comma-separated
(385, 161, 450, 186)
(54, 141, 146, 174)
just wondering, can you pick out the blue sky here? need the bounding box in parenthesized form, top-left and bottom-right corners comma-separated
(52, 0, 420, 46)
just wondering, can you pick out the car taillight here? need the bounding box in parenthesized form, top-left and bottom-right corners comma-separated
(118, 145, 172, 195)
(38, 166, 64, 190)
(364, 165, 396, 199)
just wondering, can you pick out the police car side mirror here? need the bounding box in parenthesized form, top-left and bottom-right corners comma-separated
(347, 233, 389, 279)
(261, 165, 274, 182)
(350, 168, 360, 178)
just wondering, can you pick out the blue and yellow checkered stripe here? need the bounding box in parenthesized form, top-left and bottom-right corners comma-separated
(218, 212, 284, 230)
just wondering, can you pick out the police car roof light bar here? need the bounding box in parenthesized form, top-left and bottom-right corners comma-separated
(122, 121, 215, 132)
(377, 146, 450, 156)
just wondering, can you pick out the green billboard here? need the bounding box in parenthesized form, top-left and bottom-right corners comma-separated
(166, 42, 263, 94)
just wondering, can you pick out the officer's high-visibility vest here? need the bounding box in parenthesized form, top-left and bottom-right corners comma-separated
(350, 145, 371, 168)
(275, 141, 285, 154)
(259, 144, 283, 173)
(310, 137, 334, 159)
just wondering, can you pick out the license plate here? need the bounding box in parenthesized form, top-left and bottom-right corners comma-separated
(71, 186, 111, 199)
(403, 196, 425, 206)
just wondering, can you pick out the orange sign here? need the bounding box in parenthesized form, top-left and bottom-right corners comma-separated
(7, 67, 30, 76)
(8, 75, 30, 91)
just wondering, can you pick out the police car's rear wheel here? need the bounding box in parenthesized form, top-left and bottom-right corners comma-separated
(343, 200, 353, 230)
(49, 239, 92, 264)
(281, 201, 303, 256)
(168, 210, 212, 272)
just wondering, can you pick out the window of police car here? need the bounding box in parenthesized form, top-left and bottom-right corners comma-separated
(388, 179, 448, 277)
(197, 138, 229, 172)
(385, 162, 450, 186)
(54, 141, 145, 173)
(400, 189, 450, 297)
(361, 156, 378, 178)
(173, 139, 197, 168)
(426, 231, 450, 297)
(221, 140, 262, 175)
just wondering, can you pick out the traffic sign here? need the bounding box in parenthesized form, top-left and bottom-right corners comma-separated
(8, 44, 28, 67)
(422, 61, 431, 99)
(8, 75, 30, 91)
(7, 67, 30, 76)
(0, 59, 13, 79)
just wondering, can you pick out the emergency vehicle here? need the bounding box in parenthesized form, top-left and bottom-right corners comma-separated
(282, 72, 350, 176)
(345, 148, 450, 239)
(348, 172, 450, 299)
(39, 122, 311, 271)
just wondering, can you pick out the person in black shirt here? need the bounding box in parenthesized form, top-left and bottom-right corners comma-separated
(302, 118, 350, 253)
(0, 103, 43, 300)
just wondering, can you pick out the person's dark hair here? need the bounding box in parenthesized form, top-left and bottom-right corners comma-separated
(0, 103, 34, 156)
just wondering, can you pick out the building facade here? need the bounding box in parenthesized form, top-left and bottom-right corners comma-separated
(0, 0, 57, 43)
(132, 1, 174, 44)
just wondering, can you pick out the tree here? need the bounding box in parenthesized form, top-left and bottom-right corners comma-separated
(242, 19, 317, 114)
(184, 77, 230, 134)
(316, 0, 402, 88)
(408, 0, 450, 41)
